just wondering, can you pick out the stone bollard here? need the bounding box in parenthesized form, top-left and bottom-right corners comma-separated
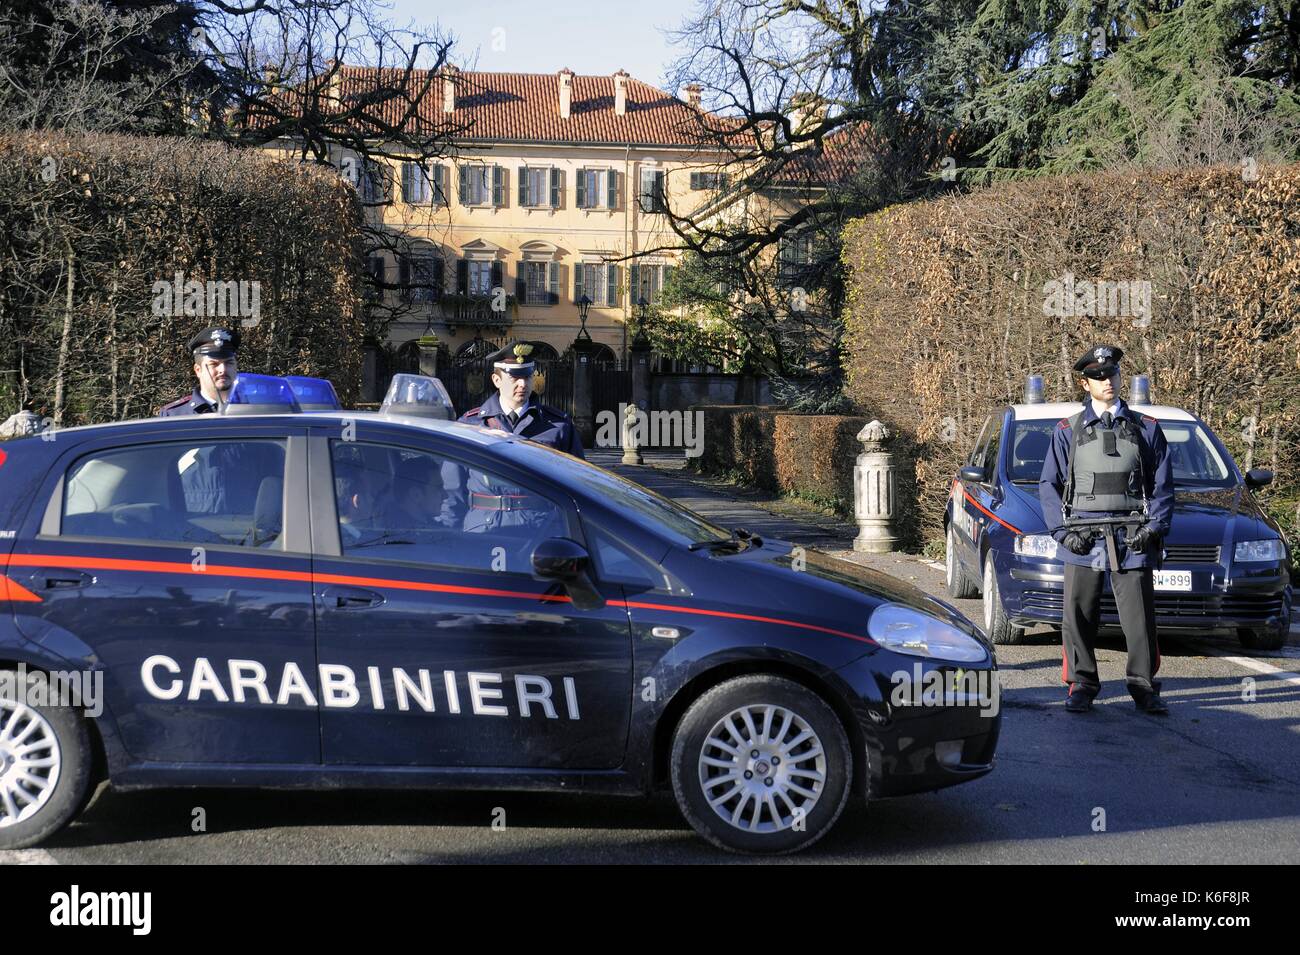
(621, 402, 644, 465)
(853, 419, 899, 553)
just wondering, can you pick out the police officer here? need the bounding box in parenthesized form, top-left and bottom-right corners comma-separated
(458, 342, 584, 458)
(158, 327, 240, 416)
(1038, 344, 1175, 715)
(441, 342, 581, 540)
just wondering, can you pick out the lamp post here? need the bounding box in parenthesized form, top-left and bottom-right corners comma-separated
(576, 294, 593, 341)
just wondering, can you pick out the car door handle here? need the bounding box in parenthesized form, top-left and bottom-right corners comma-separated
(28, 569, 94, 591)
(318, 586, 385, 610)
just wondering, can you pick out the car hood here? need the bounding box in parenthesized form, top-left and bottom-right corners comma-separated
(711, 542, 988, 641)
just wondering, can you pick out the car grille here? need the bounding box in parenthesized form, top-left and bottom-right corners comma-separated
(1162, 544, 1220, 563)
(1021, 590, 1285, 621)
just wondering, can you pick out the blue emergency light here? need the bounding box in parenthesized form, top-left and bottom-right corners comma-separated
(380, 374, 456, 420)
(222, 374, 303, 415)
(284, 376, 342, 411)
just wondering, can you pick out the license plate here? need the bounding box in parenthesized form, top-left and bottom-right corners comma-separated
(1154, 570, 1192, 591)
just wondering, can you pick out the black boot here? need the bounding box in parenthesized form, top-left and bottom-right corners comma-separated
(1065, 685, 1095, 713)
(1131, 686, 1169, 715)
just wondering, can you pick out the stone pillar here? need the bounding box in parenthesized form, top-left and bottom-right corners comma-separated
(853, 419, 899, 553)
(361, 339, 379, 403)
(417, 334, 440, 378)
(570, 338, 596, 446)
(630, 334, 651, 415)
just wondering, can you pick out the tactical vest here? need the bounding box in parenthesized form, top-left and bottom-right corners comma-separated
(1064, 411, 1147, 514)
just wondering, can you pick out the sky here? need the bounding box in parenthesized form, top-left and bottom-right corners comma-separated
(383, 0, 701, 90)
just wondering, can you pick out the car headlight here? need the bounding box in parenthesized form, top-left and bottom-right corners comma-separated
(1014, 534, 1059, 559)
(867, 603, 988, 663)
(1234, 539, 1285, 563)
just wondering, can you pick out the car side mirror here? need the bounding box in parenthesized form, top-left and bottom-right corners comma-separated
(959, 465, 988, 484)
(532, 538, 604, 610)
(1245, 468, 1273, 489)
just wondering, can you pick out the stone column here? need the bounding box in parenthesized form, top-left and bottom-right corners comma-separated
(853, 419, 899, 553)
(417, 334, 440, 378)
(570, 338, 596, 446)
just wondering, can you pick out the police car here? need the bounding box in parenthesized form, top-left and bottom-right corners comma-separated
(0, 375, 999, 855)
(946, 376, 1293, 651)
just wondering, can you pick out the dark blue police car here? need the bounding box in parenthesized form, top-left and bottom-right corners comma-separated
(946, 377, 1292, 651)
(0, 376, 999, 854)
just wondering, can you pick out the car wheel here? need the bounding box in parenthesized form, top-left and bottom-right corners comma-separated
(946, 523, 980, 599)
(670, 675, 852, 855)
(0, 668, 93, 850)
(1237, 627, 1286, 652)
(983, 555, 1026, 645)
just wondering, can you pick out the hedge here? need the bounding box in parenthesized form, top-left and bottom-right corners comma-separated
(0, 131, 367, 425)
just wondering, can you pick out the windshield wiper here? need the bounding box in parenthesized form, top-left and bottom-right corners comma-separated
(689, 527, 763, 552)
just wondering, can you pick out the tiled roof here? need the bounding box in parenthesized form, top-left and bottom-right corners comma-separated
(255, 65, 741, 149)
(774, 122, 877, 185)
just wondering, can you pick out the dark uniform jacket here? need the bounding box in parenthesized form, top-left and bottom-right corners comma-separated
(158, 387, 222, 417)
(441, 393, 583, 536)
(1038, 398, 1175, 570)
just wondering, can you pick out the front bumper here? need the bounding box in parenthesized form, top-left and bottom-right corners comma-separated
(1002, 555, 1292, 636)
(837, 652, 1001, 799)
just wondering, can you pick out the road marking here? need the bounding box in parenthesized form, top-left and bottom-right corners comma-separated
(1211, 653, 1300, 688)
(0, 848, 58, 865)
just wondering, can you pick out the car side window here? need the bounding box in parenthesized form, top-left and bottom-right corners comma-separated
(330, 440, 567, 574)
(980, 420, 1002, 479)
(61, 440, 287, 549)
(969, 416, 992, 467)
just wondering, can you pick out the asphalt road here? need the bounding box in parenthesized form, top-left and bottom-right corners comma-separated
(5, 452, 1299, 864)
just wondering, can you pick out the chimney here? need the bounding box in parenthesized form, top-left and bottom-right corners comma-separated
(683, 83, 702, 109)
(442, 65, 459, 114)
(613, 69, 629, 117)
(558, 67, 574, 120)
(788, 92, 825, 136)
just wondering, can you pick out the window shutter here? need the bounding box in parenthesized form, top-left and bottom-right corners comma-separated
(638, 170, 651, 211)
(574, 262, 585, 302)
(575, 168, 586, 208)
(550, 168, 562, 208)
(431, 257, 444, 299)
(548, 262, 560, 305)
(607, 169, 618, 209)
(432, 164, 446, 205)
(398, 257, 411, 303)
(629, 264, 640, 303)
(663, 264, 676, 298)
(490, 260, 503, 291)
(518, 166, 528, 206)
(655, 171, 665, 212)
(401, 162, 413, 203)
(493, 165, 505, 206)
(690, 171, 700, 190)
(516, 260, 527, 302)
(454, 259, 468, 295)
(606, 263, 618, 307)
(458, 165, 468, 205)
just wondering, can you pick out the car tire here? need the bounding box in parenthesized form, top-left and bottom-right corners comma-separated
(983, 554, 1026, 645)
(946, 523, 980, 599)
(670, 675, 852, 855)
(1237, 627, 1286, 652)
(0, 667, 94, 850)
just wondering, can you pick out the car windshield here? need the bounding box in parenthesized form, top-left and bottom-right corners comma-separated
(501, 442, 733, 546)
(1006, 418, 1237, 489)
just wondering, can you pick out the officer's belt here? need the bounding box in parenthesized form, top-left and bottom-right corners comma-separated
(470, 492, 545, 512)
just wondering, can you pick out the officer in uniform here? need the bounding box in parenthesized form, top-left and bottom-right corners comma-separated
(441, 342, 582, 542)
(1038, 344, 1175, 715)
(158, 327, 240, 416)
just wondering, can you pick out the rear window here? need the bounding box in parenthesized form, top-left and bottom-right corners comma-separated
(60, 440, 287, 548)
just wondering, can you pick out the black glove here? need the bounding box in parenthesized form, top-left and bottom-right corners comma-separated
(1129, 525, 1158, 551)
(1062, 531, 1092, 555)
